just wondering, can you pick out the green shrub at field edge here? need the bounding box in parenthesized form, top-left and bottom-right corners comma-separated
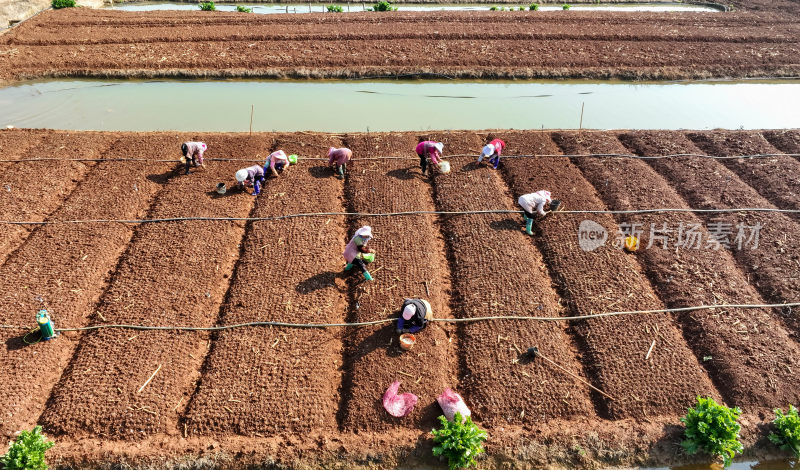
(769, 405, 800, 458)
(431, 412, 487, 470)
(326, 4, 343, 12)
(562, 3, 570, 9)
(529, 3, 539, 9)
(681, 396, 743, 468)
(51, 0, 76, 9)
(199, 1, 215, 11)
(0, 426, 55, 470)
(370, 1, 397, 11)
(235, 5, 252, 12)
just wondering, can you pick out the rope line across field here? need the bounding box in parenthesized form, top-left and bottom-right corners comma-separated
(0, 207, 798, 225)
(0, 152, 797, 163)
(0, 302, 797, 332)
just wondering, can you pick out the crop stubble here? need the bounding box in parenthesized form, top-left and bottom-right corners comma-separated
(554, 130, 799, 409)
(500, 131, 717, 419)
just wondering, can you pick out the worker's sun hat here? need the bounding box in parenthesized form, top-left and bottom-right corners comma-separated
(356, 225, 373, 240)
(327, 147, 336, 157)
(235, 169, 248, 183)
(402, 304, 417, 320)
(435, 142, 444, 153)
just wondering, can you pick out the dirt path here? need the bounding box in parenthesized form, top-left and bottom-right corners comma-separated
(1, 9, 799, 81)
(429, 131, 597, 428)
(499, 131, 717, 419)
(339, 133, 458, 431)
(619, 131, 800, 339)
(556, 130, 800, 410)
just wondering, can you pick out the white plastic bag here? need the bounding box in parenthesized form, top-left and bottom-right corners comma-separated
(437, 388, 470, 422)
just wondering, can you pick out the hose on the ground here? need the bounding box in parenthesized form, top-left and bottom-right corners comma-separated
(0, 302, 796, 333)
(0, 152, 797, 163)
(0, 206, 797, 225)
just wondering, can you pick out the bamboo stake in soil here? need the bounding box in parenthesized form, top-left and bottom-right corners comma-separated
(250, 105, 254, 136)
(137, 363, 162, 393)
(645, 339, 656, 360)
(532, 349, 616, 401)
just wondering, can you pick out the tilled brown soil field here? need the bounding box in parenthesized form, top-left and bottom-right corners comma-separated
(2, 128, 799, 469)
(2, 7, 800, 82)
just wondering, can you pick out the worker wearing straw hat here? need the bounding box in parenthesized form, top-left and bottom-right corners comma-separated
(477, 138, 506, 169)
(415, 140, 444, 176)
(265, 149, 293, 177)
(396, 298, 433, 334)
(180, 141, 207, 175)
(343, 225, 375, 281)
(235, 165, 266, 196)
(518, 190, 552, 235)
(327, 147, 353, 179)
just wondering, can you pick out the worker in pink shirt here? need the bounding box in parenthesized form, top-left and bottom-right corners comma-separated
(265, 150, 290, 177)
(181, 141, 207, 175)
(478, 138, 506, 169)
(327, 147, 352, 179)
(343, 225, 375, 281)
(415, 141, 443, 176)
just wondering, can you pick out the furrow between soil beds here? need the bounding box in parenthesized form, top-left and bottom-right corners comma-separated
(0, 134, 177, 439)
(554, 130, 797, 410)
(0, 131, 115, 267)
(429, 131, 596, 427)
(500, 131, 717, 419)
(183, 134, 348, 435)
(687, 131, 800, 215)
(762, 130, 800, 158)
(39, 135, 264, 438)
(619, 131, 800, 339)
(338, 132, 457, 432)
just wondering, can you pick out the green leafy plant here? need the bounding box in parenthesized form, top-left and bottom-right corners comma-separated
(517, 6, 524, 10)
(370, 0, 397, 11)
(51, 0, 76, 9)
(326, 4, 343, 11)
(0, 426, 55, 470)
(235, 5, 252, 12)
(528, 3, 538, 9)
(489, 6, 498, 10)
(769, 405, 800, 458)
(199, 1, 215, 10)
(681, 396, 743, 468)
(562, 3, 570, 9)
(431, 412, 487, 470)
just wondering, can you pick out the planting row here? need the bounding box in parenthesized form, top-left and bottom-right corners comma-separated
(1, 129, 798, 444)
(2, 9, 800, 81)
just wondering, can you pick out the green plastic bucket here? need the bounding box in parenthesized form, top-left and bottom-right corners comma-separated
(362, 252, 375, 263)
(288, 154, 298, 165)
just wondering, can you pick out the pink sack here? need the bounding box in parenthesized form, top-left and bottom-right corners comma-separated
(437, 388, 471, 422)
(382, 381, 418, 418)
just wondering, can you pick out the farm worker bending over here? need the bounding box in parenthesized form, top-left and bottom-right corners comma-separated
(397, 298, 433, 334)
(415, 141, 443, 176)
(235, 165, 265, 196)
(343, 225, 375, 281)
(181, 141, 207, 175)
(477, 138, 506, 169)
(265, 150, 290, 177)
(328, 147, 353, 179)
(518, 190, 552, 235)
